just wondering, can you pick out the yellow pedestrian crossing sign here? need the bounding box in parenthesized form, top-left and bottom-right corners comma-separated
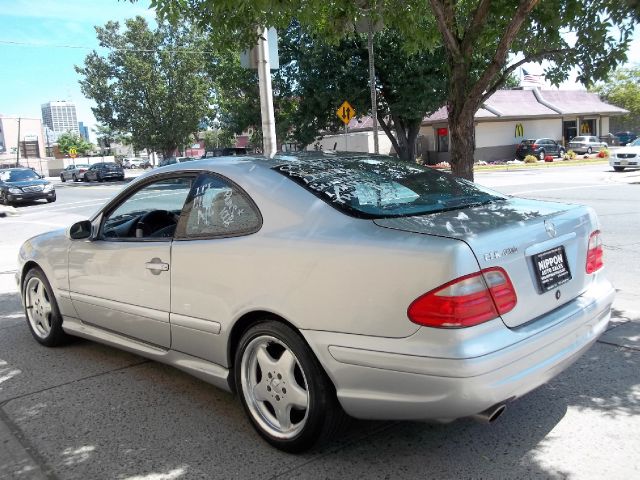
(337, 101, 355, 125)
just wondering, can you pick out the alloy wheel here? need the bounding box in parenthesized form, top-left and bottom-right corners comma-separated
(25, 277, 53, 338)
(240, 335, 310, 439)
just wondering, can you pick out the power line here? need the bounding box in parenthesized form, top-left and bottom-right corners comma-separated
(0, 39, 217, 54)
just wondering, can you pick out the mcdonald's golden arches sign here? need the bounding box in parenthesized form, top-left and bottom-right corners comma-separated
(515, 123, 524, 137)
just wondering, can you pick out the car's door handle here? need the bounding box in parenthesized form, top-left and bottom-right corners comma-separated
(145, 258, 169, 274)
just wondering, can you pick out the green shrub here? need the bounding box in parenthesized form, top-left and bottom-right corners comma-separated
(524, 155, 538, 163)
(564, 150, 577, 160)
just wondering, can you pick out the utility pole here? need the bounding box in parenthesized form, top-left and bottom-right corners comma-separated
(256, 27, 278, 158)
(367, 17, 379, 154)
(16, 117, 21, 166)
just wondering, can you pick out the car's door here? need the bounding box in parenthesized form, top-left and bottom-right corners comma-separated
(68, 174, 196, 347)
(169, 173, 262, 364)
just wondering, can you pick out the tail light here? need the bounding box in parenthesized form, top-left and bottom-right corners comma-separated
(532, 144, 539, 149)
(79, 169, 86, 173)
(586, 230, 603, 274)
(408, 267, 517, 328)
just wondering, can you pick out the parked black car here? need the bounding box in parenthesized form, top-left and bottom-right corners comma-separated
(0, 168, 56, 205)
(516, 138, 565, 160)
(614, 131, 637, 146)
(83, 162, 125, 182)
(201, 147, 248, 158)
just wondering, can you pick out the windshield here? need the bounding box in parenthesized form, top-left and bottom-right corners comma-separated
(274, 156, 506, 218)
(572, 136, 586, 142)
(630, 138, 640, 147)
(0, 169, 40, 182)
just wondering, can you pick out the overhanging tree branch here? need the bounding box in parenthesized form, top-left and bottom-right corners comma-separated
(480, 47, 573, 103)
(468, 0, 540, 101)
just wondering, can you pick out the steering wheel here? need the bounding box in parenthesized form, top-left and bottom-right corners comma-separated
(135, 210, 177, 237)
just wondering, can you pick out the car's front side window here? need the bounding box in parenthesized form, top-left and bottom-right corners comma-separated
(177, 173, 261, 239)
(101, 176, 194, 240)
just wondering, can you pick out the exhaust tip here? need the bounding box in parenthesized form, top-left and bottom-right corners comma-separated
(472, 404, 506, 424)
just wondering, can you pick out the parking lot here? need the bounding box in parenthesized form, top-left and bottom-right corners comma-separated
(1, 164, 639, 479)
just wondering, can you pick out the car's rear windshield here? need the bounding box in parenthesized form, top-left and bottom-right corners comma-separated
(572, 136, 586, 142)
(521, 139, 536, 144)
(0, 169, 40, 182)
(273, 156, 506, 218)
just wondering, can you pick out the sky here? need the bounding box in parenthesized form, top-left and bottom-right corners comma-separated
(0, 0, 638, 142)
(0, 0, 155, 141)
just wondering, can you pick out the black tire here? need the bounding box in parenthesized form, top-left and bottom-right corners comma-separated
(234, 320, 346, 453)
(613, 166, 625, 172)
(72, 174, 78, 182)
(1, 192, 10, 206)
(22, 267, 71, 347)
(558, 148, 565, 158)
(97, 173, 104, 182)
(538, 150, 545, 160)
(60, 174, 66, 182)
(587, 147, 593, 154)
(46, 195, 56, 203)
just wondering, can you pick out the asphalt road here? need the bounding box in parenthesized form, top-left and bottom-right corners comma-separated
(0, 164, 638, 479)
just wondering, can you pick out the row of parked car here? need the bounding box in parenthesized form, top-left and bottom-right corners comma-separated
(516, 132, 637, 161)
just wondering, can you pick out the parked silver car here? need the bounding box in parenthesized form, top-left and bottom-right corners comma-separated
(568, 135, 608, 154)
(609, 137, 640, 171)
(17, 153, 614, 452)
(59, 164, 90, 182)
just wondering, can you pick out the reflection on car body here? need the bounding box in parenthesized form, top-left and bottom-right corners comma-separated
(17, 152, 613, 452)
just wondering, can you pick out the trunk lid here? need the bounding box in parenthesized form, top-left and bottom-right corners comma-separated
(374, 198, 597, 328)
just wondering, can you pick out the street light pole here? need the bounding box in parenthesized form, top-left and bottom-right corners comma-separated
(256, 27, 278, 158)
(16, 117, 21, 166)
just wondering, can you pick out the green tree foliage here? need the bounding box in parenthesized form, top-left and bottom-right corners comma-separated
(592, 67, 640, 132)
(76, 17, 214, 158)
(207, 23, 447, 161)
(150, 0, 637, 180)
(202, 129, 235, 149)
(57, 131, 93, 156)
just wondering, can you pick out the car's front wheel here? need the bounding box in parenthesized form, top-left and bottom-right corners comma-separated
(538, 150, 545, 160)
(235, 321, 346, 453)
(72, 174, 78, 182)
(60, 174, 66, 182)
(22, 268, 71, 347)
(558, 148, 565, 158)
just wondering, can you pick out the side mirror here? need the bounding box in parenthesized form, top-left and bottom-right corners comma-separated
(69, 220, 93, 240)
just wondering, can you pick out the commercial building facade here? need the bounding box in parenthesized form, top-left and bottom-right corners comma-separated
(0, 115, 47, 165)
(41, 101, 79, 137)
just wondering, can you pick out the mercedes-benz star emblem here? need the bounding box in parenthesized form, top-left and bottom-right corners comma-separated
(545, 220, 557, 238)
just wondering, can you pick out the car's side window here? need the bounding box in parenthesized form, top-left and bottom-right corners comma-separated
(101, 176, 194, 241)
(177, 173, 261, 239)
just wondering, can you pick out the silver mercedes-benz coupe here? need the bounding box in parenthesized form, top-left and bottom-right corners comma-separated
(17, 152, 614, 452)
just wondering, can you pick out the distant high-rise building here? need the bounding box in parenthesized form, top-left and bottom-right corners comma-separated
(78, 121, 90, 141)
(41, 101, 79, 136)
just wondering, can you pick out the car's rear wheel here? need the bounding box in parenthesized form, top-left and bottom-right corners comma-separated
(97, 173, 104, 182)
(587, 147, 593, 154)
(614, 166, 625, 172)
(23, 268, 71, 347)
(235, 321, 346, 453)
(538, 150, 545, 160)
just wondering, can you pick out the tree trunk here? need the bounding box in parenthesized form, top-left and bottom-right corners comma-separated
(448, 106, 476, 181)
(378, 114, 421, 162)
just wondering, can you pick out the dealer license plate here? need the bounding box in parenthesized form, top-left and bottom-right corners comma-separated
(532, 246, 572, 292)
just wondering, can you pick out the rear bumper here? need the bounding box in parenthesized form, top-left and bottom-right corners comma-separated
(302, 276, 614, 421)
